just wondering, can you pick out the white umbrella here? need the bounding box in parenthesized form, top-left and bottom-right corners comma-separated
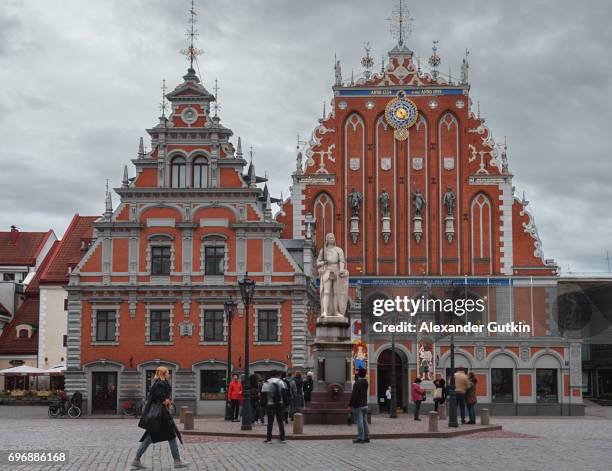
(0, 365, 47, 375)
(43, 364, 66, 375)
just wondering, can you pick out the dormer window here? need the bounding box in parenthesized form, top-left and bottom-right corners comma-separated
(18, 329, 28, 339)
(170, 156, 187, 188)
(193, 157, 209, 188)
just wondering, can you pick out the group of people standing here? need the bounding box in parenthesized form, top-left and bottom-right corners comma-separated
(412, 367, 478, 423)
(227, 370, 315, 442)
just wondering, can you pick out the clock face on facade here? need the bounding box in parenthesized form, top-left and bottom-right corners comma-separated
(384, 91, 418, 140)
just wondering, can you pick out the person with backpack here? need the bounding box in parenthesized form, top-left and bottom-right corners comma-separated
(261, 370, 288, 444)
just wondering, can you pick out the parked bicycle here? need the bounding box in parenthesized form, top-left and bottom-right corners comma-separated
(121, 398, 145, 417)
(48, 399, 81, 418)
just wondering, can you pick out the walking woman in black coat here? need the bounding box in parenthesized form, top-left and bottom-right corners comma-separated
(131, 367, 189, 469)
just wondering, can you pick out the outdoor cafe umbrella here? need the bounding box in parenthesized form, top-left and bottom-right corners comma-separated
(0, 365, 47, 389)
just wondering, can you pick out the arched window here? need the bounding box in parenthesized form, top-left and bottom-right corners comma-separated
(192, 157, 209, 188)
(170, 156, 187, 188)
(313, 192, 334, 249)
(470, 193, 492, 274)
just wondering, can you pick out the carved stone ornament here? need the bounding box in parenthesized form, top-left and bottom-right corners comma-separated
(179, 320, 194, 337)
(412, 157, 423, 171)
(444, 157, 455, 170)
(349, 158, 360, 171)
(380, 157, 392, 171)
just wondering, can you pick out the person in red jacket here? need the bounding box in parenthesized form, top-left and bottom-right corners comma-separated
(228, 374, 243, 422)
(411, 377, 426, 421)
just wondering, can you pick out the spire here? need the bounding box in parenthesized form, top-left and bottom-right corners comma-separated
(388, 0, 413, 47)
(138, 137, 145, 158)
(122, 165, 129, 188)
(448, 65, 452, 85)
(428, 40, 441, 80)
(334, 53, 342, 86)
(501, 136, 509, 174)
(361, 42, 374, 79)
(236, 136, 243, 158)
(180, 0, 203, 78)
(247, 145, 256, 187)
(460, 48, 470, 85)
(104, 180, 113, 219)
(159, 79, 167, 118)
(212, 78, 220, 118)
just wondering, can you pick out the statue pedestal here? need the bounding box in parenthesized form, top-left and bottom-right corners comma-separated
(445, 215, 454, 243)
(300, 316, 353, 425)
(381, 216, 391, 244)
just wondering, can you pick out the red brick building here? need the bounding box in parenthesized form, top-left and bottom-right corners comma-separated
(65, 64, 315, 414)
(277, 24, 581, 414)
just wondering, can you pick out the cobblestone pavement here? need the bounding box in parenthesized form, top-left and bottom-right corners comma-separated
(1, 406, 612, 471)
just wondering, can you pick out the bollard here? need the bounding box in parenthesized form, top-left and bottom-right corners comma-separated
(428, 411, 439, 432)
(184, 411, 194, 431)
(293, 412, 304, 434)
(438, 403, 447, 420)
(179, 406, 189, 424)
(480, 408, 490, 425)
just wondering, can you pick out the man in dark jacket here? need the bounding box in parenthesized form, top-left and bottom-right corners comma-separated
(261, 370, 288, 444)
(349, 367, 370, 443)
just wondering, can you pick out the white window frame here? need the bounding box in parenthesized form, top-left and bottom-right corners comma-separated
(91, 305, 120, 346)
(199, 304, 227, 346)
(254, 306, 282, 345)
(200, 234, 228, 283)
(145, 304, 174, 345)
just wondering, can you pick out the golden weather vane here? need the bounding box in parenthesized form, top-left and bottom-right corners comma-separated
(387, 0, 414, 46)
(180, 0, 202, 69)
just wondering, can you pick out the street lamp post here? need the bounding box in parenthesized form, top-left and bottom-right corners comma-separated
(389, 311, 398, 419)
(447, 332, 458, 427)
(238, 274, 256, 431)
(224, 298, 237, 421)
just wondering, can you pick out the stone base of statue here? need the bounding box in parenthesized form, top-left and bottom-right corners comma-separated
(299, 315, 353, 425)
(382, 216, 391, 244)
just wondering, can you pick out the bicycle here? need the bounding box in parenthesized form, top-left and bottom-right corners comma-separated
(48, 399, 81, 418)
(121, 399, 145, 417)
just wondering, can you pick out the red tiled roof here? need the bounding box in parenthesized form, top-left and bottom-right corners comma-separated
(0, 298, 39, 355)
(39, 215, 98, 285)
(0, 229, 54, 266)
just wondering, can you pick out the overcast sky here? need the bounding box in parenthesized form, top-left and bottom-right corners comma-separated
(1, 0, 610, 273)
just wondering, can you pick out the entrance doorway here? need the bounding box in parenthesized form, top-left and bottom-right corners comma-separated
(91, 372, 118, 414)
(377, 349, 405, 411)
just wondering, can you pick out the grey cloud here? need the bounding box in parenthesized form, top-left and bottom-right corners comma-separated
(0, 0, 610, 273)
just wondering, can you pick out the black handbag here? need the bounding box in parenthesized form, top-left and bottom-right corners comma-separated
(138, 401, 163, 432)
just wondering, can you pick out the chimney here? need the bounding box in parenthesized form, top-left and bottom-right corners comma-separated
(9, 225, 19, 245)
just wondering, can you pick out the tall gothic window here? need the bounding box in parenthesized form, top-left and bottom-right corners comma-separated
(313, 192, 334, 250)
(170, 156, 187, 188)
(193, 157, 209, 188)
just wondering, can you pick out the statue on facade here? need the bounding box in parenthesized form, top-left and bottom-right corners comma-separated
(348, 187, 362, 218)
(316, 233, 349, 318)
(413, 189, 426, 217)
(379, 189, 391, 218)
(443, 187, 455, 217)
